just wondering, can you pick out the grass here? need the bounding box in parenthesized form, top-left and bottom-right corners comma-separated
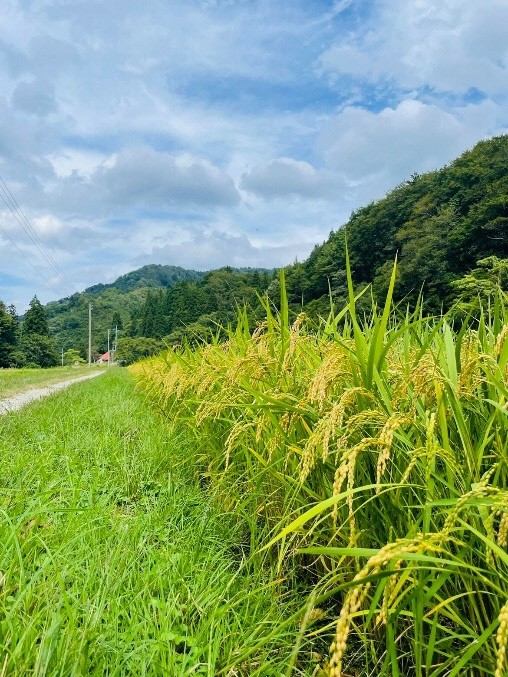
(132, 263, 508, 676)
(0, 369, 306, 676)
(0, 365, 96, 398)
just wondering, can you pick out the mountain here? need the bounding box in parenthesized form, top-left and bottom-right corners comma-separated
(84, 264, 204, 294)
(45, 265, 205, 356)
(43, 135, 508, 359)
(45, 265, 274, 357)
(282, 134, 508, 314)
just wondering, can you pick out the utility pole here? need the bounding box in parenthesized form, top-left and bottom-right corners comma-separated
(107, 329, 110, 366)
(88, 302, 92, 368)
(61, 347, 64, 367)
(114, 324, 118, 364)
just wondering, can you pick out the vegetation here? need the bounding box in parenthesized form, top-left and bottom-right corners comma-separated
(0, 296, 58, 368)
(0, 365, 91, 398)
(282, 135, 508, 316)
(132, 261, 508, 676)
(44, 266, 273, 362)
(0, 370, 303, 675)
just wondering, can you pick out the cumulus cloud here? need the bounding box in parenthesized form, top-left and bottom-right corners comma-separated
(98, 148, 240, 207)
(31, 148, 240, 216)
(319, 99, 502, 194)
(240, 158, 344, 200)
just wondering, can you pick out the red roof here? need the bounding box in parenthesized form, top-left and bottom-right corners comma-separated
(99, 351, 110, 360)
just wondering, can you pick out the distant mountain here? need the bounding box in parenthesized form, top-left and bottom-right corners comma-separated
(45, 265, 206, 356)
(84, 264, 205, 294)
(45, 264, 274, 357)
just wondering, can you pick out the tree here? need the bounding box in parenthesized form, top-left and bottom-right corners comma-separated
(115, 337, 163, 365)
(63, 348, 86, 365)
(21, 295, 58, 367)
(110, 311, 123, 333)
(21, 334, 59, 368)
(451, 256, 508, 315)
(0, 300, 19, 367)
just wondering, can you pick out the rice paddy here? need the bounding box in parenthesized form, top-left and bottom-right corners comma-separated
(132, 264, 508, 676)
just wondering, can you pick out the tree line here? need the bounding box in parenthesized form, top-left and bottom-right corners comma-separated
(280, 135, 508, 316)
(115, 268, 274, 363)
(0, 296, 63, 368)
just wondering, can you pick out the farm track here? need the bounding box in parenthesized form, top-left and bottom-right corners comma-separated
(0, 370, 104, 414)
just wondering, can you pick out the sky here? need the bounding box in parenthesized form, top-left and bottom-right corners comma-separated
(0, 0, 507, 311)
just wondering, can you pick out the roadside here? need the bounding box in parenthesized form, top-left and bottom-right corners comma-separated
(0, 370, 104, 414)
(0, 369, 298, 675)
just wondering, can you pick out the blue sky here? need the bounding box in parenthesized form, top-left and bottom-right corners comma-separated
(0, 0, 506, 310)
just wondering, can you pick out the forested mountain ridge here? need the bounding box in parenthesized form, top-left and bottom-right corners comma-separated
(84, 264, 205, 294)
(43, 265, 274, 361)
(42, 265, 206, 358)
(282, 134, 508, 314)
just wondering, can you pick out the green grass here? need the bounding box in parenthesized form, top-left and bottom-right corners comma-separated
(0, 370, 305, 676)
(0, 366, 96, 398)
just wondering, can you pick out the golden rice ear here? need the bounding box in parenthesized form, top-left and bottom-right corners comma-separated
(495, 600, 508, 677)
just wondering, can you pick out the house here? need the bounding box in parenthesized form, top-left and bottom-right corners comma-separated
(97, 351, 110, 364)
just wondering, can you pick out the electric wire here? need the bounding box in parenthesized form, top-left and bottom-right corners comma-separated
(0, 222, 56, 288)
(0, 176, 75, 296)
(0, 177, 74, 294)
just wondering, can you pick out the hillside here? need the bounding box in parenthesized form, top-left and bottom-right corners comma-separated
(84, 264, 205, 294)
(283, 134, 508, 314)
(43, 135, 508, 359)
(45, 265, 274, 358)
(45, 265, 205, 356)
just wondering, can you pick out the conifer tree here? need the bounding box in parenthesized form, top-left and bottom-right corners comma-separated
(0, 300, 19, 367)
(22, 296, 50, 337)
(21, 295, 58, 367)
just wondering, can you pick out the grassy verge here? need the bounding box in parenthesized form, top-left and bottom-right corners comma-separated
(0, 366, 97, 398)
(0, 369, 304, 676)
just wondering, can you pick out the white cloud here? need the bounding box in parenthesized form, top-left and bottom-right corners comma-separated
(240, 158, 344, 200)
(319, 99, 503, 196)
(318, 0, 508, 96)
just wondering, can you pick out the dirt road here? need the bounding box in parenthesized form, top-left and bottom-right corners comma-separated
(0, 371, 104, 415)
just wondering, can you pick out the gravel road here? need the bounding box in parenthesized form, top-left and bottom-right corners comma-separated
(0, 371, 105, 415)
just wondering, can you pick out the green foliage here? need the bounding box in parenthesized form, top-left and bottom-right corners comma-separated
(290, 135, 508, 316)
(452, 256, 508, 314)
(45, 265, 272, 357)
(22, 295, 51, 337)
(20, 333, 59, 368)
(63, 348, 85, 365)
(0, 300, 18, 368)
(115, 337, 164, 365)
(19, 296, 58, 367)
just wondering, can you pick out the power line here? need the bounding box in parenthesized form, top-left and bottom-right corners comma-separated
(0, 222, 56, 288)
(0, 176, 75, 296)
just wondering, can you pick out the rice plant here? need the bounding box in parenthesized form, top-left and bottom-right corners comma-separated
(132, 258, 508, 676)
